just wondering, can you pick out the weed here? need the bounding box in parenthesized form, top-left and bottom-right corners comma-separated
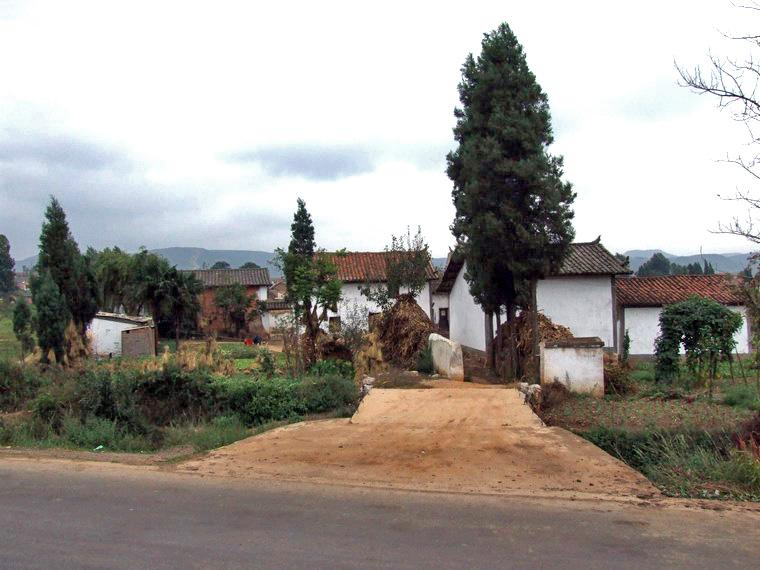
(723, 384, 760, 411)
(415, 345, 434, 374)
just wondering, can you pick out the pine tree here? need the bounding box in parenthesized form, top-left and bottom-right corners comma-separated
(34, 197, 98, 341)
(703, 260, 716, 275)
(288, 199, 315, 258)
(277, 199, 341, 366)
(446, 23, 576, 373)
(31, 271, 69, 364)
(210, 261, 231, 269)
(12, 299, 35, 359)
(0, 234, 14, 294)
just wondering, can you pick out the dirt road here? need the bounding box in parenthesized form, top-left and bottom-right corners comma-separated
(180, 386, 656, 500)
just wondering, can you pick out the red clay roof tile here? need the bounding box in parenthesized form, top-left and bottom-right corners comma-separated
(322, 252, 438, 283)
(616, 274, 744, 307)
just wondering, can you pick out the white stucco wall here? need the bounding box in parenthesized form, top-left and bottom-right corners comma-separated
(88, 318, 140, 357)
(624, 305, 750, 355)
(447, 265, 616, 352)
(537, 276, 614, 347)
(325, 281, 433, 328)
(431, 293, 449, 324)
(540, 344, 604, 396)
(448, 262, 501, 351)
(256, 285, 268, 301)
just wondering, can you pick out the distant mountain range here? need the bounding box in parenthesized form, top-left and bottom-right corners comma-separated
(622, 250, 753, 274)
(16, 247, 753, 277)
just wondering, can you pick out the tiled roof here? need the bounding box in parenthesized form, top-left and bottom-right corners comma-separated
(435, 241, 629, 294)
(556, 241, 631, 276)
(617, 275, 744, 307)
(264, 299, 293, 311)
(184, 268, 272, 287)
(323, 252, 438, 283)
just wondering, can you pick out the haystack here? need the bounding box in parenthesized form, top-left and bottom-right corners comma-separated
(377, 293, 436, 369)
(494, 311, 573, 380)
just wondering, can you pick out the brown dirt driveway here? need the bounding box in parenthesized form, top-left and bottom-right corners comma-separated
(180, 384, 657, 501)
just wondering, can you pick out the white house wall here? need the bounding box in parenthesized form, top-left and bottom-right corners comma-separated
(537, 276, 614, 347)
(447, 265, 615, 352)
(624, 305, 750, 355)
(431, 293, 449, 324)
(448, 262, 501, 351)
(327, 281, 433, 326)
(88, 318, 140, 357)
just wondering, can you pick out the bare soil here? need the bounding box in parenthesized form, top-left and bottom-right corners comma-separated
(179, 386, 657, 500)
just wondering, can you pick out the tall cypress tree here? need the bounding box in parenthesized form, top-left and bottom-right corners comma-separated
(34, 197, 98, 345)
(446, 23, 575, 372)
(277, 198, 341, 366)
(0, 234, 14, 294)
(32, 271, 69, 363)
(288, 198, 315, 257)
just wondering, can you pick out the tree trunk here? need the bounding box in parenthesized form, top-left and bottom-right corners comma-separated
(485, 310, 494, 371)
(504, 302, 517, 381)
(530, 279, 540, 384)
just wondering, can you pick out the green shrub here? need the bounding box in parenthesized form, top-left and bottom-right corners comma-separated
(415, 345, 434, 374)
(164, 415, 251, 452)
(723, 384, 760, 411)
(308, 359, 354, 380)
(31, 391, 65, 431)
(60, 415, 153, 452)
(0, 360, 43, 411)
(259, 350, 276, 377)
(297, 374, 358, 414)
(132, 364, 220, 425)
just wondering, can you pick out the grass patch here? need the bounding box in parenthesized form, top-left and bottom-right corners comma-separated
(584, 427, 760, 501)
(722, 383, 760, 411)
(163, 415, 252, 452)
(542, 395, 753, 432)
(0, 302, 21, 362)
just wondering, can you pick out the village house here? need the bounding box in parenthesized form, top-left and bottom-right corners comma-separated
(616, 274, 751, 357)
(322, 251, 439, 329)
(435, 240, 631, 352)
(88, 312, 156, 358)
(268, 277, 287, 301)
(185, 268, 272, 337)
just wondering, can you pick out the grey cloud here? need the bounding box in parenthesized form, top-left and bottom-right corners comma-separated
(229, 144, 376, 181)
(228, 140, 454, 180)
(0, 134, 124, 171)
(0, 133, 293, 260)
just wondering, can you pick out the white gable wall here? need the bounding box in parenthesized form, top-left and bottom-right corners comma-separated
(624, 305, 750, 355)
(447, 264, 616, 352)
(327, 281, 433, 325)
(537, 276, 615, 347)
(449, 262, 487, 351)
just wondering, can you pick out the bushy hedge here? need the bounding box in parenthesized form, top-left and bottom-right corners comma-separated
(0, 360, 359, 451)
(0, 360, 43, 411)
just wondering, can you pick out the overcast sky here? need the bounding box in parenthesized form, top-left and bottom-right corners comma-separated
(2, 0, 759, 260)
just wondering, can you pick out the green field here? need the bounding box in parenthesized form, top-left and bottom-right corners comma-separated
(0, 302, 20, 362)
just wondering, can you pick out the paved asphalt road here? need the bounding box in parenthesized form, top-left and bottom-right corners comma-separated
(0, 459, 758, 569)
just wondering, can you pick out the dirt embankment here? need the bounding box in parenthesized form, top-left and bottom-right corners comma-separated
(178, 387, 657, 500)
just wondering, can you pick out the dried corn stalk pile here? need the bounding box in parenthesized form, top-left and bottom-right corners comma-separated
(494, 311, 573, 380)
(377, 293, 436, 369)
